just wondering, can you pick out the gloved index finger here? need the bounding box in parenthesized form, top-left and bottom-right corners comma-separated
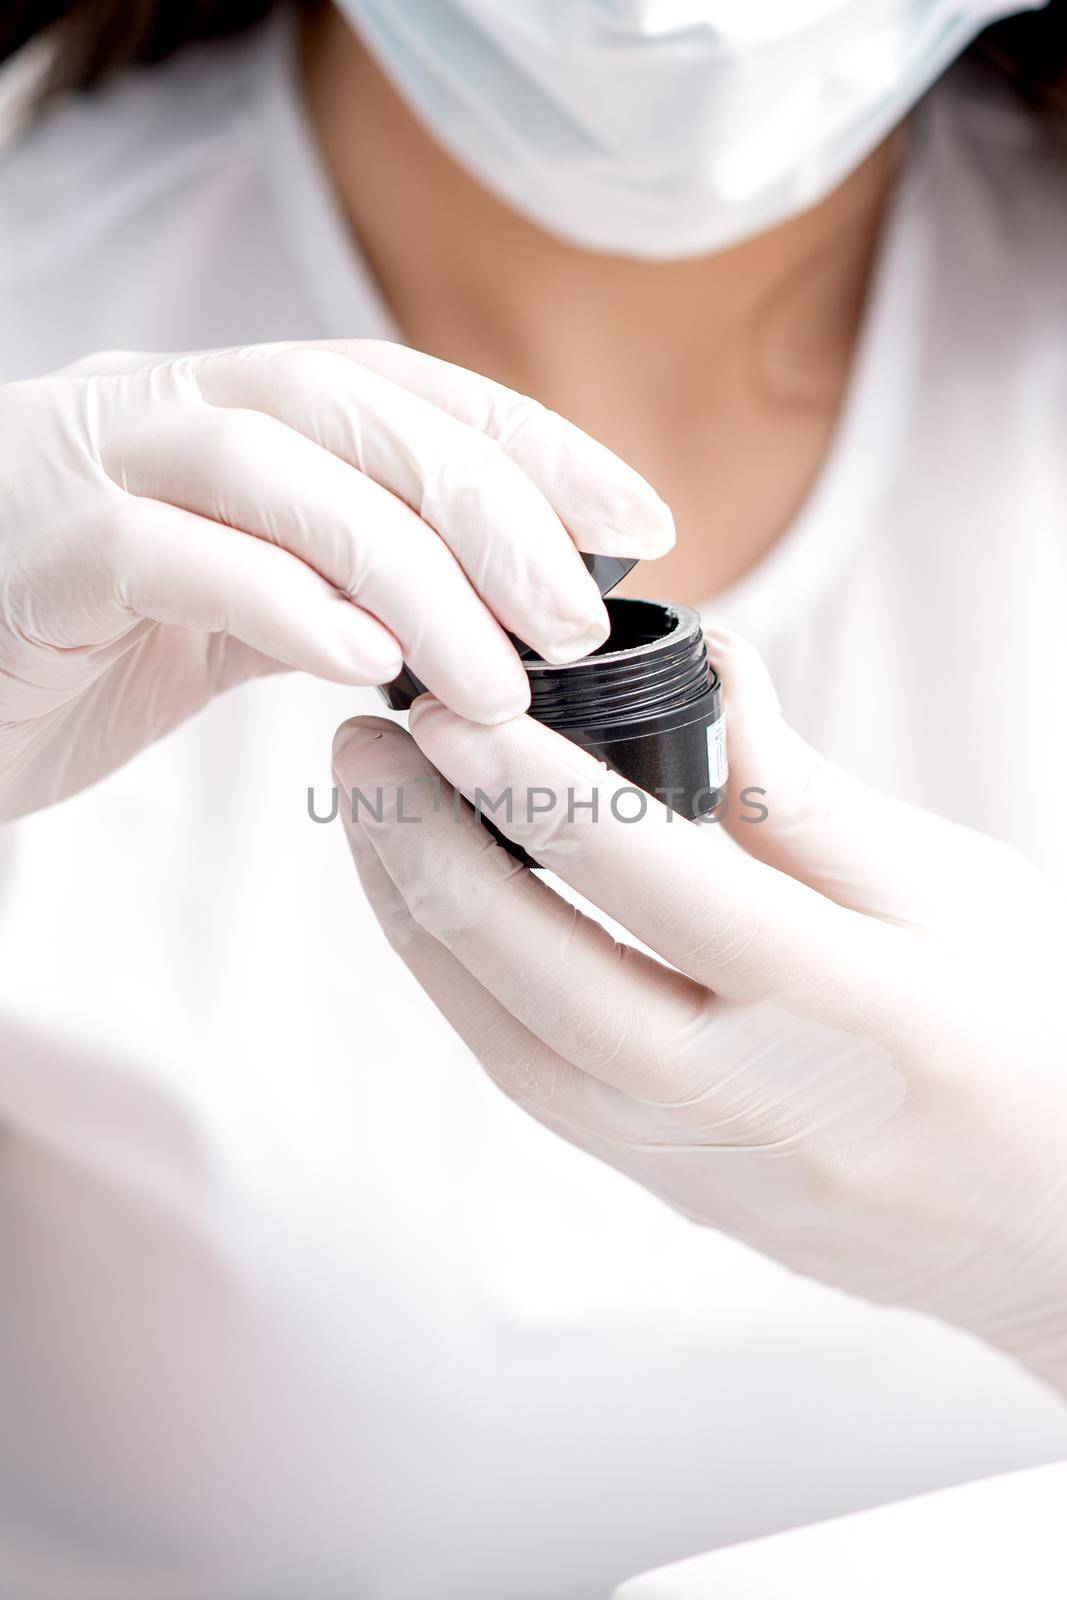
(407, 697, 915, 1032)
(303, 339, 676, 559)
(188, 343, 610, 667)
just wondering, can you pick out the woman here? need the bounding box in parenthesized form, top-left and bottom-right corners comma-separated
(0, 2, 1065, 1595)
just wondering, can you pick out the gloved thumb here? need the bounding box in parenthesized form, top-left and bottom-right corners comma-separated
(708, 626, 999, 928)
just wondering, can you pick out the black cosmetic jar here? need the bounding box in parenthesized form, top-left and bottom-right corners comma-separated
(378, 556, 727, 860)
(520, 596, 725, 815)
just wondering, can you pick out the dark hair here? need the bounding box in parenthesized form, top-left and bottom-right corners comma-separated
(2, 0, 1067, 115)
(0, 0, 307, 95)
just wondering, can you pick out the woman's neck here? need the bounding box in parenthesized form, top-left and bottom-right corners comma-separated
(302, 4, 900, 603)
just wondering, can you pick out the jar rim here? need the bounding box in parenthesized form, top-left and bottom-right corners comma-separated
(524, 597, 702, 676)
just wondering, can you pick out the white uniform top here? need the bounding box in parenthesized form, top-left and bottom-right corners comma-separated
(1, 16, 1066, 1600)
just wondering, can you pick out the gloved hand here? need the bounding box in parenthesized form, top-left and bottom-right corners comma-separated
(333, 629, 1067, 1395)
(0, 341, 671, 820)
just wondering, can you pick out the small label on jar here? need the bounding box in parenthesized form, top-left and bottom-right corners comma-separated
(706, 717, 728, 790)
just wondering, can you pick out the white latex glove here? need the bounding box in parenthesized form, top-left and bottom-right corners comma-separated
(0, 340, 671, 820)
(332, 629, 1067, 1395)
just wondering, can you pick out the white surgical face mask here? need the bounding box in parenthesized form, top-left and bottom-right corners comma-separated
(334, 0, 1045, 259)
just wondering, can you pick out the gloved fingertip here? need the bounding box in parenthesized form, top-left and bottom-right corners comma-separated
(641, 495, 677, 556)
(703, 629, 785, 747)
(331, 716, 391, 772)
(703, 624, 737, 662)
(482, 701, 532, 727)
(536, 614, 611, 665)
(413, 685, 528, 728)
(407, 693, 443, 732)
(595, 500, 675, 560)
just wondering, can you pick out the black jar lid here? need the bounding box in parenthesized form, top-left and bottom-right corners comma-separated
(580, 552, 639, 599)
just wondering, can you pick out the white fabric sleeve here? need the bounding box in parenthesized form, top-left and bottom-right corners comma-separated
(613, 1464, 1067, 1599)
